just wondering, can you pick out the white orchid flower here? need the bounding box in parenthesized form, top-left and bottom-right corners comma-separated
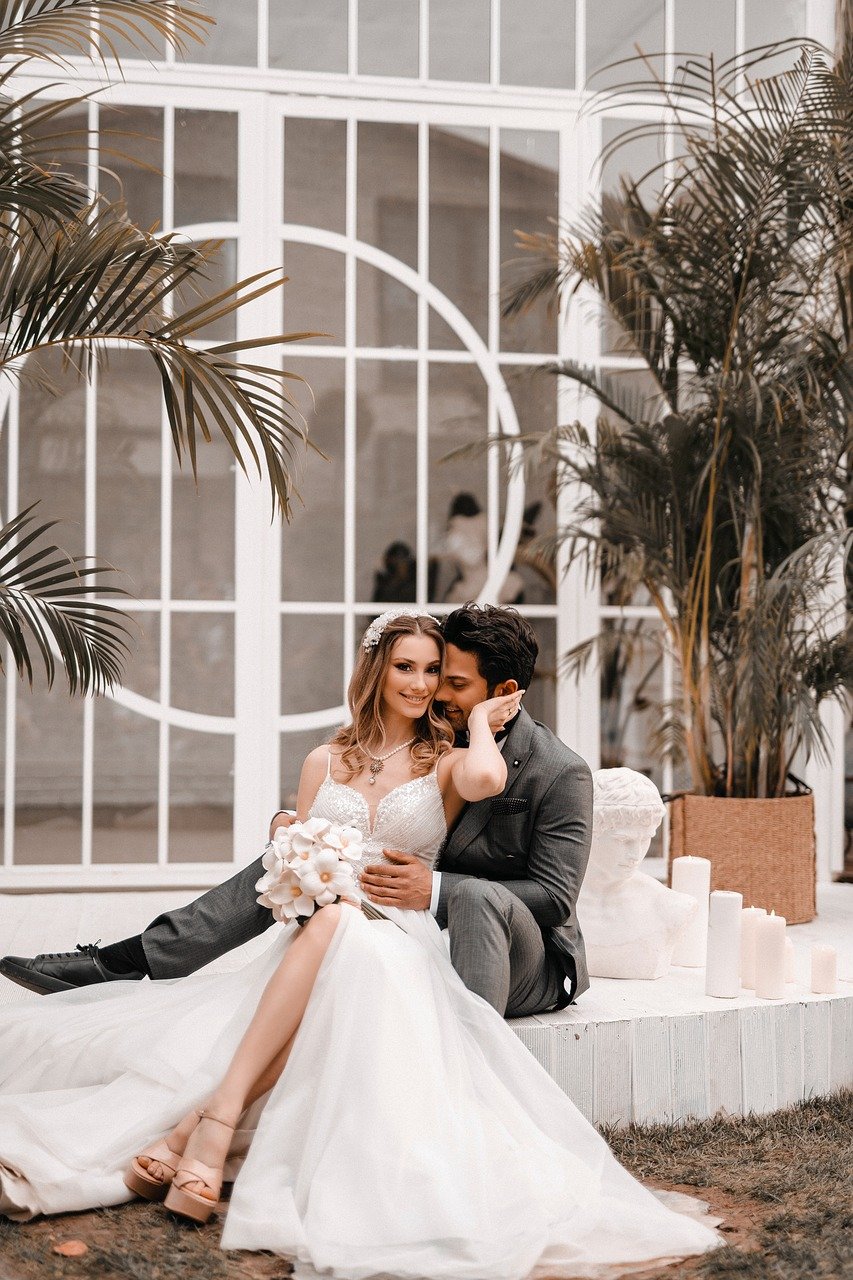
(336, 826, 365, 860)
(298, 848, 356, 902)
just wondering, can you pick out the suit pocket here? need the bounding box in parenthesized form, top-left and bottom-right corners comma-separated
(484, 809, 529, 863)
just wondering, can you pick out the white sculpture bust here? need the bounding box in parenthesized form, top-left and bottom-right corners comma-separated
(579, 768, 698, 980)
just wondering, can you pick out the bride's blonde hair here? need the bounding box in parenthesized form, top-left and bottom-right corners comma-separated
(330, 614, 454, 780)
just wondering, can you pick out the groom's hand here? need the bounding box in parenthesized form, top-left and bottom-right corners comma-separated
(361, 850, 433, 911)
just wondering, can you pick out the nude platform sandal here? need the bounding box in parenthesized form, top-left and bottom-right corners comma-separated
(163, 1110, 235, 1224)
(124, 1108, 207, 1201)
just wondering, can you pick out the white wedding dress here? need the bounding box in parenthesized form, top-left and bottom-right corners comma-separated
(0, 767, 722, 1279)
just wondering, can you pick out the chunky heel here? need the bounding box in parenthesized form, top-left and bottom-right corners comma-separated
(163, 1111, 235, 1225)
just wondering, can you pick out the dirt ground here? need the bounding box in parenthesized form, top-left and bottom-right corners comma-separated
(0, 1091, 850, 1280)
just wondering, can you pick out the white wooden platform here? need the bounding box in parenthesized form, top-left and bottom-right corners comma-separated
(1, 883, 851, 1127)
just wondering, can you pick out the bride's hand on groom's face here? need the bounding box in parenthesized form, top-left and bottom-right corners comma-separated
(361, 850, 433, 912)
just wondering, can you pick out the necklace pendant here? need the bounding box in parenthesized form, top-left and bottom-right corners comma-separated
(369, 760, 383, 783)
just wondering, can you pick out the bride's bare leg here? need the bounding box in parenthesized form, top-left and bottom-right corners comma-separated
(175, 904, 346, 1199)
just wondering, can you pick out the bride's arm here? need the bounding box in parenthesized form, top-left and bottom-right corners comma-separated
(443, 691, 522, 802)
(294, 746, 332, 821)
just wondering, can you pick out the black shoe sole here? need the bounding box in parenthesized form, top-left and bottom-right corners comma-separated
(0, 959, 75, 994)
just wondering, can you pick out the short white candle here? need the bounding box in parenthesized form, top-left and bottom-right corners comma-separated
(811, 945, 837, 994)
(705, 890, 742, 998)
(670, 856, 711, 967)
(754, 910, 786, 999)
(784, 937, 795, 983)
(740, 906, 767, 989)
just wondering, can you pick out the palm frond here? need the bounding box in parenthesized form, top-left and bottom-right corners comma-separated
(0, 0, 210, 66)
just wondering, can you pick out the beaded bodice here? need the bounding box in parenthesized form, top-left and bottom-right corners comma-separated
(309, 768, 447, 882)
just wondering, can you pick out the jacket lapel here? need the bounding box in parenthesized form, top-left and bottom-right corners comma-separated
(443, 708, 537, 859)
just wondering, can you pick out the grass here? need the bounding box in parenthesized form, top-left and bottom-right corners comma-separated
(0, 1091, 850, 1280)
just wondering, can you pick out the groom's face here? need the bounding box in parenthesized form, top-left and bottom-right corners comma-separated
(437, 643, 514, 729)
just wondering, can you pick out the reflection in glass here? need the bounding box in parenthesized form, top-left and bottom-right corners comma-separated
(525, 617, 557, 732)
(171, 434, 235, 601)
(357, 261, 417, 348)
(15, 689, 83, 865)
(168, 726, 233, 861)
(586, 0, 664, 89)
(270, 0, 348, 72)
(282, 615, 345, 716)
(98, 105, 164, 230)
(174, 109, 238, 227)
(359, 0, 419, 77)
(283, 243, 344, 344)
(429, 0, 490, 82)
(428, 363, 488, 602)
(500, 365, 557, 605)
(674, 0, 735, 66)
(281, 359, 345, 601)
(356, 361, 418, 601)
(185, 0, 256, 65)
(92, 699, 158, 863)
(358, 123, 419, 270)
(281, 728, 332, 812)
(500, 131, 558, 353)
(501, 0, 575, 88)
(97, 350, 162, 599)
(283, 118, 346, 233)
(429, 127, 488, 350)
(171, 613, 234, 715)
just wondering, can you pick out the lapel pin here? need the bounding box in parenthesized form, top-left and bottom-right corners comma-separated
(513, 759, 520, 767)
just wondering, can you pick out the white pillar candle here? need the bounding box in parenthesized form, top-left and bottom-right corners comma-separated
(811, 945, 837, 994)
(754, 910, 786, 999)
(705, 890, 742, 998)
(670, 856, 711, 967)
(784, 937, 795, 983)
(739, 906, 767, 989)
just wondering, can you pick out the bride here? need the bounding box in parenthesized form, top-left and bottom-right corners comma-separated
(0, 610, 721, 1279)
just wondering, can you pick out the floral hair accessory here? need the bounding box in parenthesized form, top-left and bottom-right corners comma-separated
(361, 608, 440, 650)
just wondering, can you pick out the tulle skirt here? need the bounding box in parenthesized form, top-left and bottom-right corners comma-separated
(0, 906, 721, 1279)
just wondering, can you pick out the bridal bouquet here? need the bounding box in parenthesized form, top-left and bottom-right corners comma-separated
(256, 817, 365, 923)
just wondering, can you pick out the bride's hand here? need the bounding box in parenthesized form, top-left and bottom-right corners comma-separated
(469, 689, 524, 734)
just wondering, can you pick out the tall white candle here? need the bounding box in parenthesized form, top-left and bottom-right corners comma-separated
(811, 945, 837, 994)
(754, 911, 786, 999)
(784, 937, 795, 983)
(740, 906, 767, 989)
(670, 856, 711, 967)
(705, 890, 742, 997)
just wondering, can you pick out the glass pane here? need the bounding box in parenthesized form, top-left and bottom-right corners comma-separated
(674, 0, 735, 66)
(174, 109, 238, 227)
(18, 347, 85, 532)
(281, 358, 345, 601)
(281, 615, 345, 715)
(281, 728, 333, 814)
(430, 0, 490, 81)
(586, 0, 665, 89)
(171, 613, 234, 715)
(500, 130, 559, 354)
(284, 242, 344, 345)
(99, 105, 164, 230)
(283, 118, 346, 233)
(501, 0, 575, 88)
(15, 690, 83, 865)
(183, 239, 237, 342)
(100, 15, 166, 60)
(171, 437, 235, 601)
(501, 365, 557, 605)
(428, 363, 488, 603)
(525, 617, 557, 731)
(744, 0, 808, 54)
(24, 100, 89, 188)
(356, 360, 418, 602)
(270, 0, 348, 72)
(358, 123, 419, 270)
(186, 0, 256, 65)
(92, 699, 158, 864)
(429, 126, 489, 350)
(168, 727, 233, 861)
(359, 0, 419, 76)
(357, 261, 417, 348)
(97, 350, 162, 599)
(600, 117, 667, 203)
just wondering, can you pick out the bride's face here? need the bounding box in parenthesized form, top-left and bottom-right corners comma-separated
(381, 635, 442, 722)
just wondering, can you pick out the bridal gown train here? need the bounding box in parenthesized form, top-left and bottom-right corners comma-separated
(0, 768, 722, 1279)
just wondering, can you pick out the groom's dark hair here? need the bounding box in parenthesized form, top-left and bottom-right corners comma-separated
(443, 604, 538, 691)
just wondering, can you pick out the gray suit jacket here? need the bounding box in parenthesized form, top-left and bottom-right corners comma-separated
(436, 708, 593, 1002)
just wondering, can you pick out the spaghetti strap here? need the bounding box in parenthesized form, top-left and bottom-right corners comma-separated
(326, 751, 333, 779)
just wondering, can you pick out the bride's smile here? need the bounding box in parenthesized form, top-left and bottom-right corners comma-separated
(379, 635, 442, 727)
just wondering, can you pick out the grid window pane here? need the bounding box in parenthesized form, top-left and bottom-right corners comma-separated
(356, 360, 418, 602)
(171, 613, 234, 716)
(186, 0, 256, 66)
(357, 261, 417, 348)
(500, 130, 559, 353)
(98, 105, 164, 230)
(525, 617, 557, 732)
(174, 109, 238, 227)
(600, 117, 667, 203)
(283, 118, 346, 233)
(428, 363, 489, 603)
(281, 615, 345, 715)
(501, 0, 575, 88)
(501, 365, 557, 605)
(270, 0, 348, 72)
(674, 0, 736, 66)
(171, 439, 235, 601)
(284, 243, 344, 345)
(358, 123, 419, 270)
(169, 727, 233, 861)
(281, 728, 332, 813)
(430, 0, 490, 82)
(359, 0, 419, 76)
(92, 699, 158, 864)
(586, 0, 665, 89)
(744, 0, 808, 54)
(15, 690, 83, 865)
(429, 127, 489, 350)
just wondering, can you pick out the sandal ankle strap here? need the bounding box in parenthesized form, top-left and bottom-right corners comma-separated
(196, 1107, 236, 1131)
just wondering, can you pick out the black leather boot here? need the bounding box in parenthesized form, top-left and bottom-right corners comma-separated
(0, 944, 144, 994)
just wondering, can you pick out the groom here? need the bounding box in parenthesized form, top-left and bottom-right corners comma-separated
(1, 605, 593, 1017)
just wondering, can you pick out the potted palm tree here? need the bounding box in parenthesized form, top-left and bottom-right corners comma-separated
(0, 0, 313, 695)
(501, 40, 853, 921)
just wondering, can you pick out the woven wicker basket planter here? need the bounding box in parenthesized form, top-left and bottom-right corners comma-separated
(667, 793, 816, 924)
